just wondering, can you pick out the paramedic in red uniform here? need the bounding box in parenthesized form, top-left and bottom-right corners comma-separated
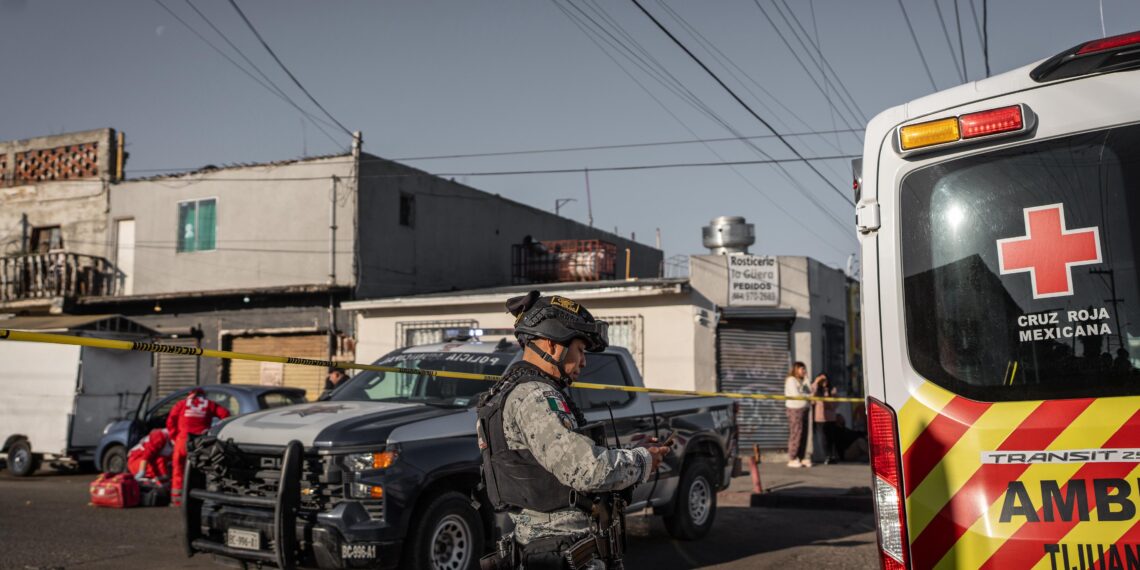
(167, 388, 230, 506)
(127, 428, 172, 481)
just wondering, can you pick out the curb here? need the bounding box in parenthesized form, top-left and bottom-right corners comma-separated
(750, 487, 873, 513)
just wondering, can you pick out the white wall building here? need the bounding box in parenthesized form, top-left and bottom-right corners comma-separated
(345, 255, 857, 450)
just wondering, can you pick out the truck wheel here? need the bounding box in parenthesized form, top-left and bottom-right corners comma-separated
(404, 491, 484, 570)
(664, 459, 717, 540)
(101, 445, 127, 474)
(7, 440, 40, 477)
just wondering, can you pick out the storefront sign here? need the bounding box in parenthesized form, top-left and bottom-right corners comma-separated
(727, 254, 779, 306)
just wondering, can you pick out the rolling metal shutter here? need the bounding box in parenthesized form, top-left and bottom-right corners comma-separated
(229, 334, 327, 401)
(156, 337, 200, 397)
(717, 321, 791, 450)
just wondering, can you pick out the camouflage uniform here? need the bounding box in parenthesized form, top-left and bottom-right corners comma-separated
(500, 379, 652, 546)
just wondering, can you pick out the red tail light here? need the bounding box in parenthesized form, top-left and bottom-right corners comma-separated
(1076, 30, 1140, 55)
(868, 397, 909, 569)
(959, 105, 1023, 139)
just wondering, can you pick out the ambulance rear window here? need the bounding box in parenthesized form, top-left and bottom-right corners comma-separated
(901, 124, 1140, 401)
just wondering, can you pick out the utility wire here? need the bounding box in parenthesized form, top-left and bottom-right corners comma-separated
(550, 0, 858, 252)
(653, 0, 852, 182)
(760, 0, 866, 128)
(122, 128, 866, 173)
(120, 154, 861, 181)
(391, 128, 862, 161)
(954, 0, 968, 80)
(575, 0, 854, 227)
(896, 0, 940, 91)
(573, 0, 856, 227)
(151, 0, 343, 148)
(773, 0, 868, 123)
(933, 0, 966, 82)
(227, 0, 353, 138)
(983, 0, 990, 77)
(629, 0, 854, 207)
(182, 0, 344, 137)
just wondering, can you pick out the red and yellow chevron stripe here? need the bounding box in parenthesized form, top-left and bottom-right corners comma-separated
(897, 382, 1140, 570)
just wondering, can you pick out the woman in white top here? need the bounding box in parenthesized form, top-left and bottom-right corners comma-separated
(784, 361, 812, 467)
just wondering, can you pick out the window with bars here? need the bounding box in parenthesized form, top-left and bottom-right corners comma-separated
(177, 198, 217, 253)
(598, 315, 643, 371)
(395, 319, 480, 348)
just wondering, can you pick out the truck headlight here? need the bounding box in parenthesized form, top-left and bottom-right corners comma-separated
(345, 449, 397, 499)
(347, 450, 398, 471)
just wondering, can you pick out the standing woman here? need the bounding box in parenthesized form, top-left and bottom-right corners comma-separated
(812, 373, 840, 463)
(784, 361, 811, 468)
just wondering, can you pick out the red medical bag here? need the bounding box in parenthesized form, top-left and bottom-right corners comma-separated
(89, 473, 140, 508)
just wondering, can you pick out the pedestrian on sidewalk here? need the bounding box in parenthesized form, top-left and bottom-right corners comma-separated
(812, 373, 841, 464)
(784, 361, 811, 468)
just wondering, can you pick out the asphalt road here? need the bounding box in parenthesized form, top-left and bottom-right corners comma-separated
(0, 469, 876, 570)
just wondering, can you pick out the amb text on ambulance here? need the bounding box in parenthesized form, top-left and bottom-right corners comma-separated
(857, 31, 1140, 570)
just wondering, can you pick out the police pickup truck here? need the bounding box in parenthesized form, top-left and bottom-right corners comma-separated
(183, 337, 738, 570)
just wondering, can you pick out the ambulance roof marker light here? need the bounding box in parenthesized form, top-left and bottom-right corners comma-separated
(896, 104, 1033, 157)
(959, 105, 1023, 139)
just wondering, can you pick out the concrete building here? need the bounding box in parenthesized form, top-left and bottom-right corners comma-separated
(346, 253, 857, 450)
(0, 129, 126, 314)
(59, 136, 661, 397)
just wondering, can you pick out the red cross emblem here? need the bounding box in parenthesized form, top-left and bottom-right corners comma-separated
(997, 203, 1102, 299)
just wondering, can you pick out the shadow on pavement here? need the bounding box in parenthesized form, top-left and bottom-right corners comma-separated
(625, 505, 876, 569)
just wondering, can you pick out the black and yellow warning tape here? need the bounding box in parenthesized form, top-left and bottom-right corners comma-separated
(0, 329, 863, 403)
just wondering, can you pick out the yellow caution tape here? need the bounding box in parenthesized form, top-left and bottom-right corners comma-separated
(0, 329, 863, 403)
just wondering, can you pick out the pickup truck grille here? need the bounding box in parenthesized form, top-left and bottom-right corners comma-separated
(208, 453, 343, 514)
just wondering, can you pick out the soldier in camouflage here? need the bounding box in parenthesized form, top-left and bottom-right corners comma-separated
(476, 291, 669, 569)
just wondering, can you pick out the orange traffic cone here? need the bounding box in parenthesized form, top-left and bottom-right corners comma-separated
(749, 444, 763, 493)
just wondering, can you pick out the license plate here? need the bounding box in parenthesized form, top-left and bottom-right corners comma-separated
(226, 528, 261, 551)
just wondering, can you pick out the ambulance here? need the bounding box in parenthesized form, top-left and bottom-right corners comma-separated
(856, 31, 1140, 569)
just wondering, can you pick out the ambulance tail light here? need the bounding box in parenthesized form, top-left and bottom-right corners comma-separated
(959, 105, 1023, 139)
(868, 397, 909, 569)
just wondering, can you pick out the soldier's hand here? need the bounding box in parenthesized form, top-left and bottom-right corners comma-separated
(647, 446, 670, 472)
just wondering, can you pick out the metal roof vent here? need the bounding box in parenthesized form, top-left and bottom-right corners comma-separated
(702, 216, 755, 255)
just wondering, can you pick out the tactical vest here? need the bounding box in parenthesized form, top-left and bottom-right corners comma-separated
(477, 362, 590, 513)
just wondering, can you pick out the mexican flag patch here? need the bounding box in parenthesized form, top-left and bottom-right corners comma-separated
(547, 396, 571, 414)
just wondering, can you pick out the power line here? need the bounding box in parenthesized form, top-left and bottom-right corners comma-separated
(954, 0, 968, 80)
(896, 0, 940, 91)
(182, 0, 344, 138)
(755, 0, 866, 133)
(773, 0, 868, 123)
(628, 0, 855, 207)
(550, 0, 857, 252)
(150, 0, 342, 149)
(227, 0, 353, 138)
(983, 0, 991, 77)
(104, 151, 861, 180)
(652, 0, 852, 183)
(390, 128, 864, 161)
(566, 0, 854, 230)
(932, 0, 966, 82)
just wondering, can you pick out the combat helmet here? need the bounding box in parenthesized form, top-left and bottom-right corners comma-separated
(506, 291, 609, 377)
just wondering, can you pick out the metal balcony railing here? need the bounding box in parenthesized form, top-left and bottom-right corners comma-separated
(0, 252, 123, 302)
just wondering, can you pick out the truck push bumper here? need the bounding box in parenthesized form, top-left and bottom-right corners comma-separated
(186, 439, 302, 568)
(184, 440, 399, 569)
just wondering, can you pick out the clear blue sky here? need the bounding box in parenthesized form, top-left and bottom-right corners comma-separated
(3, 0, 1136, 270)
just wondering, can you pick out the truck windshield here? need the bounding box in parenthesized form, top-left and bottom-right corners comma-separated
(901, 123, 1140, 401)
(331, 351, 510, 407)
